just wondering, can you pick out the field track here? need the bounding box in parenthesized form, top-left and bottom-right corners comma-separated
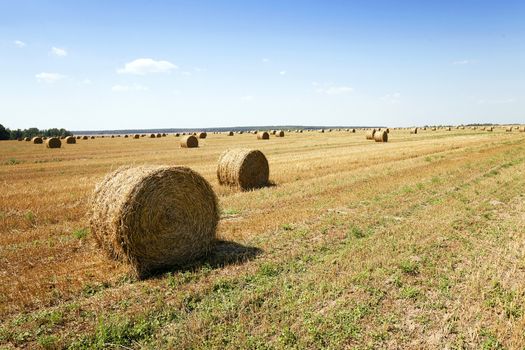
(1, 129, 525, 349)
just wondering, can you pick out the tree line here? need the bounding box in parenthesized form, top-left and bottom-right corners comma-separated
(0, 124, 73, 140)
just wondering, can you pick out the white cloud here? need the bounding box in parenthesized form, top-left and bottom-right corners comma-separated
(14, 40, 26, 48)
(51, 47, 68, 57)
(117, 58, 177, 75)
(35, 72, 66, 83)
(452, 59, 471, 65)
(111, 83, 149, 92)
(317, 85, 354, 95)
(279, 70, 287, 75)
(382, 92, 401, 104)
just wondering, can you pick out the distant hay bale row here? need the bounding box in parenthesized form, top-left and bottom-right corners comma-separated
(217, 149, 269, 190)
(89, 165, 219, 278)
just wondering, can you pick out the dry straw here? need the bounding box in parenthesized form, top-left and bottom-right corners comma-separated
(181, 135, 199, 148)
(217, 149, 269, 190)
(89, 165, 219, 278)
(276, 130, 285, 137)
(65, 136, 76, 144)
(32, 137, 43, 144)
(46, 137, 62, 148)
(365, 129, 376, 140)
(257, 131, 270, 140)
(198, 132, 207, 139)
(410, 127, 418, 134)
(374, 130, 388, 142)
(227, 131, 234, 136)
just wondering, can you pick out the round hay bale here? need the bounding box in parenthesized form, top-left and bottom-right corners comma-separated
(124, 134, 129, 138)
(65, 136, 76, 144)
(180, 135, 198, 148)
(271, 130, 276, 135)
(217, 149, 269, 190)
(257, 131, 269, 140)
(17, 138, 23, 141)
(198, 132, 207, 139)
(46, 137, 61, 148)
(374, 130, 388, 142)
(519, 126, 525, 132)
(385, 128, 390, 133)
(486, 126, 493, 132)
(275, 130, 285, 137)
(90, 136, 95, 139)
(89, 165, 219, 278)
(351, 128, 356, 133)
(446, 127, 451, 131)
(32, 137, 43, 144)
(175, 133, 180, 137)
(365, 129, 376, 140)
(150, 134, 156, 138)
(24, 137, 31, 141)
(410, 128, 418, 134)
(156, 133, 162, 138)
(76, 136, 81, 139)
(506, 126, 513, 132)
(111, 135, 115, 138)
(227, 131, 234, 136)
(319, 129, 325, 133)
(82, 136, 88, 140)
(133, 134, 140, 139)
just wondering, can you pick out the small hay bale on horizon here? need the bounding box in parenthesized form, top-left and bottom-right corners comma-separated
(217, 148, 269, 190)
(89, 165, 219, 278)
(365, 129, 376, 140)
(198, 132, 207, 139)
(374, 130, 388, 142)
(227, 131, 234, 136)
(181, 135, 199, 148)
(65, 136, 76, 144)
(257, 131, 270, 140)
(410, 127, 418, 134)
(46, 137, 61, 148)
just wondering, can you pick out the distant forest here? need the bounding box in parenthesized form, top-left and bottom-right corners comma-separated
(0, 124, 72, 140)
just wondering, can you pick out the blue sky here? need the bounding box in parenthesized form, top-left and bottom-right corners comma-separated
(0, 0, 524, 130)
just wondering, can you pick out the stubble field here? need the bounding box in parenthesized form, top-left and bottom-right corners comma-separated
(1, 128, 525, 349)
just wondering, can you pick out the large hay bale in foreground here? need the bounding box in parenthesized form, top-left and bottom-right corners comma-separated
(65, 136, 76, 144)
(198, 132, 207, 139)
(365, 129, 376, 140)
(89, 166, 219, 278)
(374, 130, 388, 142)
(217, 149, 269, 190)
(46, 137, 61, 148)
(181, 135, 199, 148)
(257, 131, 269, 140)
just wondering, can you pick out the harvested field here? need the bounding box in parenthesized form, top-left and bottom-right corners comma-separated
(1, 128, 525, 349)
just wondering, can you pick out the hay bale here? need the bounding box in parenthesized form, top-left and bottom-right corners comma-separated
(17, 138, 23, 141)
(198, 132, 207, 139)
(82, 136, 88, 140)
(227, 131, 234, 136)
(133, 134, 140, 139)
(271, 130, 276, 135)
(46, 137, 61, 148)
(486, 126, 493, 132)
(156, 133, 162, 138)
(89, 165, 219, 278)
(275, 130, 285, 137)
(410, 128, 418, 134)
(175, 133, 180, 137)
(385, 128, 390, 133)
(180, 135, 199, 148)
(217, 149, 269, 190)
(24, 137, 31, 141)
(65, 136, 76, 144)
(150, 134, 156, 138)
(90, 136, 95, 139)
(506, 126, 513, 132)
(374, 130, 388, 142)
(365, 129, 376, 140)
(124, 135, 129, 138)
(32, 137, 43, 144)
(519, 126, 525, 132)
(257, 131, 270, 140)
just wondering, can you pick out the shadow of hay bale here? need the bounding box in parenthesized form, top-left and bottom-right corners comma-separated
(148, 240, 262, 278)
